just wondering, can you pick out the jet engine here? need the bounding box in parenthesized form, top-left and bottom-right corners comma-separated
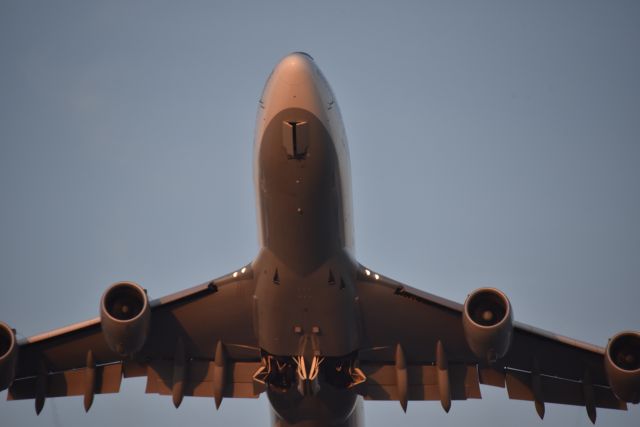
(605, 331, 640, 403)
(462, 287, 513, 362)
(0, 321, 18, 391)
(100, 282, 151, 356)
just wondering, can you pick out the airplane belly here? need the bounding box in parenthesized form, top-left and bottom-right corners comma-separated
(269, 391, 363, 427)
(252, 249, 361, 358)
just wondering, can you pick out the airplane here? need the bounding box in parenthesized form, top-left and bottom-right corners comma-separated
(0, 52, 638, 427)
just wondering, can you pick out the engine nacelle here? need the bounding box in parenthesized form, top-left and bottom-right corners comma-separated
(100, 282, 151, 356)
(605, 331, 640, 403)
(0, 321, 18, 391)
(462, 287, 513, 362)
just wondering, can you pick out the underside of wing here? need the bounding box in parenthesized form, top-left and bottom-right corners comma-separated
(353, 265, 639, 422)
(1, 264, 264, 413)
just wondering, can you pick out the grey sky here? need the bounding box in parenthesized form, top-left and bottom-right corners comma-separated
(1, 1, 639, 426)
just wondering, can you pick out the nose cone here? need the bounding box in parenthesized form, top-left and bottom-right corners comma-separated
(259, 52, 334, 126)
(273, 52, 316, 84)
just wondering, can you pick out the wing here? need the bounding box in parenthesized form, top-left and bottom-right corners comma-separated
(4, 264, 264, 413)
(353, 266, 629, 422)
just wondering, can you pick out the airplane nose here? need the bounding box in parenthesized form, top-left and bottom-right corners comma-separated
(257, 52, 335, 133)
(291, 51, 314, 61)
(273, 52, 317, 85)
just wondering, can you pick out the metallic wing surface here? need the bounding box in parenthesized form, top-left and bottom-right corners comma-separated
(3, 268, 260, 412)
(353, 270, 632, 423)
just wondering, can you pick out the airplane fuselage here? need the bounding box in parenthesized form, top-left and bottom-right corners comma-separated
(252, 53, 363, 426)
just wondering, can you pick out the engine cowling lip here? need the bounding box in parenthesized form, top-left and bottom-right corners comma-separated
(464, 287, 512, 329)
(0, 320, 18, 391)
(0, 321, 16, 361)
(606, 331, 640, 374)
(100, 281, 149, 324)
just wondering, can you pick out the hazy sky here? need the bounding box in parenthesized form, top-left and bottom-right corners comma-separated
(1, 1, 639, 426)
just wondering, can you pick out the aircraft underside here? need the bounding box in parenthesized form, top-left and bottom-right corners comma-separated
(1, 52, 638, 426)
